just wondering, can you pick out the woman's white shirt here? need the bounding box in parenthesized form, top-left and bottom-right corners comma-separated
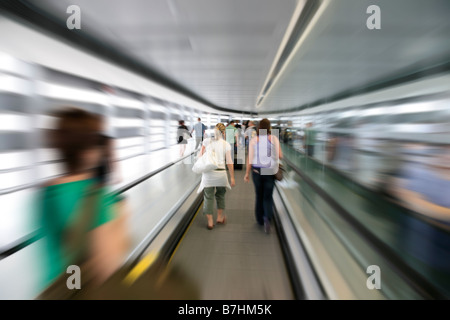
(197, 138, 232, 193)
(202, 138, 231, 169)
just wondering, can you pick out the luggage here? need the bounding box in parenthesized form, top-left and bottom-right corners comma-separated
(233, 143, 244, 170)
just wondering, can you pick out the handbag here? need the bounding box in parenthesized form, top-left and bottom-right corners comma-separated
(192, 142, 219, 174)
(275, 163, 284, 181)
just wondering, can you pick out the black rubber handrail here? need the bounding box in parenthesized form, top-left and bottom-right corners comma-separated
(112, 151, 195, 195)
(0, 230, 42, 260)
(0, 150, 197, 260)
(288, 144, 450, 232)
(0, 152, 144, 196)
(281, 153, 447, 299)
(273, 187, 328, 300)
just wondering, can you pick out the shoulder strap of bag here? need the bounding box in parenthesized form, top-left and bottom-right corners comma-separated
(64, 182, 102, 264)
(207, 140, 217, 157)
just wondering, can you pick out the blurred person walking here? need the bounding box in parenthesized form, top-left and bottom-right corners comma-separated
(197, 123, 235, 230)
(234, 123, 245, 170)
(244, 120, 257, 150)
(37, 107, 129, 299)
(303, 122, 317, 157)
(389, 144, 450, 283)
(191, 117, 207, 150)
(226, 120, 239, 152)
(95, 133, 124, 186)
(242, 120, 249, 132)
(244, 119, 283, 234)
(177, 120, 191, 157)
(391, 144, 450, 225)
(235, 123, 245, 149)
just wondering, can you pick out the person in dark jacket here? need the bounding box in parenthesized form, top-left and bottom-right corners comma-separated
(177, 120, 191, 157)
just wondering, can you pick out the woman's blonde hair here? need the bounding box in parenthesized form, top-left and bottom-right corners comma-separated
(213, 123, 226, 140)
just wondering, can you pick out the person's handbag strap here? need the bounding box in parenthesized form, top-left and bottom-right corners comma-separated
(64, 182, 102, 264)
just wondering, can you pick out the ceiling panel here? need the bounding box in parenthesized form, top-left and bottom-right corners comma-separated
(25, 0, 450, 114)
(257, 0, 450, 112)
(26, 0, 297, 112)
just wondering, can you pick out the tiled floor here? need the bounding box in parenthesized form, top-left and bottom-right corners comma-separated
(169, 169, 295, 300)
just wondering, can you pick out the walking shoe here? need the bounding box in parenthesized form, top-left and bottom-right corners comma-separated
(216, 215, 227, 225)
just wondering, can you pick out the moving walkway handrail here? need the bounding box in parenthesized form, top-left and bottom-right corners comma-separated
(280, 153, 447, 299)
(0, 150, 197, 260)
(113, 151, 195, 195)
(288, 144, 450, 231)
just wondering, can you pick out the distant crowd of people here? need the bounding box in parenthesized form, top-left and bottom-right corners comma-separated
(190, 118, 281, 234)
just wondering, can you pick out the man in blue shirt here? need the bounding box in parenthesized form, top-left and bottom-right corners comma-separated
(192, 118, 207, 150)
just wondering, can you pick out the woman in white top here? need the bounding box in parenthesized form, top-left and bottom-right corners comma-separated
(198, 123, 236, 229)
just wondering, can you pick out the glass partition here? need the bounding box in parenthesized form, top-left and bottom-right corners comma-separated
(277, 143, 450, 299)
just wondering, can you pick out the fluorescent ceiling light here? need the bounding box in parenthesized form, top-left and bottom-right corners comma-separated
(0, 51, 31, 76)
(114, 96, 144, 109)
(37, 82, 108, 105)
(389, 101, 446, 115)
(256, 0, 330, 108)
(0, 74, 29, 95)
(0, 114, 30, 131)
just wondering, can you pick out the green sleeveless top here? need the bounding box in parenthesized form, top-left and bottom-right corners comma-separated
(38, 179, 116, 290)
